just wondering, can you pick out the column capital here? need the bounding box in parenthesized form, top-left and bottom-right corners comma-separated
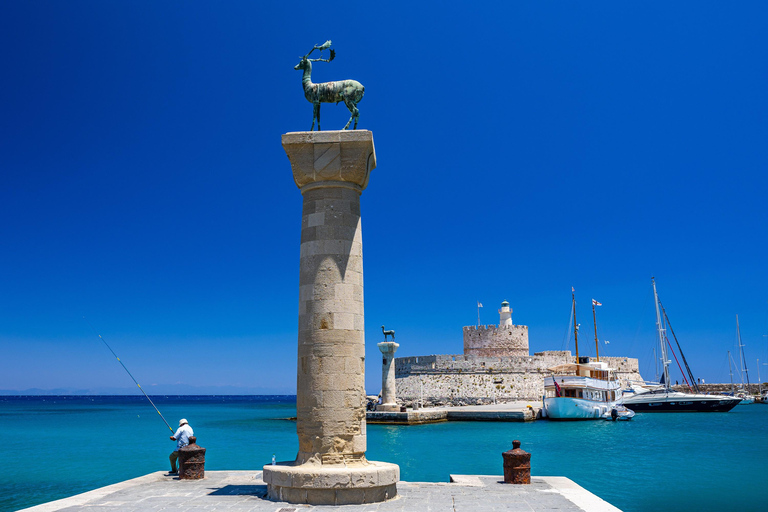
(377, 341, 399, 354)
(282, 130, 376, 192)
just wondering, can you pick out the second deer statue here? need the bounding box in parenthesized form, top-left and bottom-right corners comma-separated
(294, 41, 365, 131)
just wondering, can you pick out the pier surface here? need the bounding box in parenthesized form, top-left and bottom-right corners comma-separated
(19, 470, 619, 512)
(367, 400, 542, 424)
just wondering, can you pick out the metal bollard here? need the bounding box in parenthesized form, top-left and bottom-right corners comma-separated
(502, 440, 531, 484)
(178, 436, 206, 480)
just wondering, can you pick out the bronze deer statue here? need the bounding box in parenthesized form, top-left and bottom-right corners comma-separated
(294, 41, 365, 131)
(381, 325, 395, 341)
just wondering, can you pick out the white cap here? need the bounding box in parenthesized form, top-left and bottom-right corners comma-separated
(179, 418, 188, 426)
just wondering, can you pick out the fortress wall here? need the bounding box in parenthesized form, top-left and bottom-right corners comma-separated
(394, 352, 644, 402)
(463, 325, 529, 357)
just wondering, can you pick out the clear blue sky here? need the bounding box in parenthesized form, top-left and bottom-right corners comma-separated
(1, 1, 766, 394)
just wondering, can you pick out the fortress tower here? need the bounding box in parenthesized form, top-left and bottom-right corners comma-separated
(463, 300, 529, 357)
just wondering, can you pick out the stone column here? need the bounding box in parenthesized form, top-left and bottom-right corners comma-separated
(262, 130, 398, 505)
(377, 341, 400, 411)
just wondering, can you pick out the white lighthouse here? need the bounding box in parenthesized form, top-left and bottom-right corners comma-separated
(499, 300, 513, 326)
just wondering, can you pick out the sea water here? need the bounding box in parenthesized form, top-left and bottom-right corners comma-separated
(2, 396, 767, 512)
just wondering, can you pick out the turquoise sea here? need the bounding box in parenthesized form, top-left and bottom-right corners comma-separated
(2, 395, 767, 512)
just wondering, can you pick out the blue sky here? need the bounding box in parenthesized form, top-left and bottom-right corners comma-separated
(1, 2, 767, 394)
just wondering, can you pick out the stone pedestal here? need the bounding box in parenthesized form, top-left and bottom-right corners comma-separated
(377, 341, 400, 412)
(262, 130, 399, 505)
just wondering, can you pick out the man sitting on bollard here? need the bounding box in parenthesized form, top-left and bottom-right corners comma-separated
(168, 418, 193, 475)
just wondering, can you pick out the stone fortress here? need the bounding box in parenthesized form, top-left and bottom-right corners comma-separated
(394, 300, 644, 406)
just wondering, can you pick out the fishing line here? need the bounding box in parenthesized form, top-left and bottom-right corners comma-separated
(84, 318, 174, 433)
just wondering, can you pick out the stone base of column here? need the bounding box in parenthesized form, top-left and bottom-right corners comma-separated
(376, 404, 401, 412)
(262, 460, 399, 505)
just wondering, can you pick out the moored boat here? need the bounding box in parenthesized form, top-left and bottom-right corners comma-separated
(621, 388, 740, 412)
(603, 404, 635, 421)
(621, 278, 740, 413)
(543, 288, 626, 420)
(544, 361, 623, 419)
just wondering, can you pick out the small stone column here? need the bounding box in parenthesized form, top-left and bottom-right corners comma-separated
(262, 130, 398, 505)
(377, 341, 400, 411)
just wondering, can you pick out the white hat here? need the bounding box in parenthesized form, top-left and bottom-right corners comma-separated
(179, 418, 188, 426)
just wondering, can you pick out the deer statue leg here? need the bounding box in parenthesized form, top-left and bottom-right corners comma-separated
(342, 99, 359, 130)
(311, 103, 320, 131)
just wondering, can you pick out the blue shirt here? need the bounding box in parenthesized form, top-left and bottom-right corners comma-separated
(173, 424, 194, 451)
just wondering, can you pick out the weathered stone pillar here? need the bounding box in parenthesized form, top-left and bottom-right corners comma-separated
(262, 130, 399, 505)
(377, 341, 400, 411)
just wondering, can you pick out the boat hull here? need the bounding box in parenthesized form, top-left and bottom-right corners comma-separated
(544, 397, 614, 420)
(622, 392, 740, 412)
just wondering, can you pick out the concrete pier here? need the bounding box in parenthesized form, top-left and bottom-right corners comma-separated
(368, 400, 541, 425)
(262, 130, 398, 505)
(18, 471, 622, 511)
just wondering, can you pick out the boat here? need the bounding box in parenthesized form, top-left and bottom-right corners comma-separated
(620, 278, 741, 413)
(734, 315, 756, 404)
(543, 289, 625, 420)
(602, 404, 635, 421)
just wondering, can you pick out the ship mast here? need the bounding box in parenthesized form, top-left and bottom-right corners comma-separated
(592, 300, 600, 362)
(737, 314, 750, 391)
(728, 351, 734, 395)
(652, 278, 670, 390)
(572, 287, 580, 376)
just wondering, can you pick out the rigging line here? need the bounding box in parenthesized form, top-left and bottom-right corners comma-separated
(736, 315, 751, 388)
(665, 336, 692, 392)
(561, 302, 574, 354)
(84, 318, 174, 433)
(659, 302, 699, 394)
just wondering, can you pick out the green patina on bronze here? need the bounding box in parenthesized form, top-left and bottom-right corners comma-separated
(294, 40, 365, 131)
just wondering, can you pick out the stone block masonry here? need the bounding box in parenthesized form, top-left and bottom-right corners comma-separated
(395, 352, 643, 404)
(464, 324, 529, 357)
(262, 130, 398, 505)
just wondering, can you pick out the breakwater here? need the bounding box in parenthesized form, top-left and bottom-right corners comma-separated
(672, 383, 766, 394)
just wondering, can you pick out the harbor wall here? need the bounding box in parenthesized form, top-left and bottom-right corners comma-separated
(394, 351, 643, 405)
(673, 383, 765, 395)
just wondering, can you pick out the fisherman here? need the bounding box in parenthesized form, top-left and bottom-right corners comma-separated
(168, 418, 193, 474)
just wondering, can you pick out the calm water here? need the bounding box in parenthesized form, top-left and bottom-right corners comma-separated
(2, 396, 767, 512)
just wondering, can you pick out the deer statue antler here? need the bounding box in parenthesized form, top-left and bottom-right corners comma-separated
(304, 40, 332, 59)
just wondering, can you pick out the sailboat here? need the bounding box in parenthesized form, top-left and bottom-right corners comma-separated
(621, 278, 740, 413)
(543, 289, 628, 420)
(734, 316, 755, 404)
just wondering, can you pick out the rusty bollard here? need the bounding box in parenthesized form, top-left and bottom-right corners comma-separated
(502, 440, 531, 484)
(178, 436, 206, 480)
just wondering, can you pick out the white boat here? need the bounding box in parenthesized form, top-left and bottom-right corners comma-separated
(621, 279, 740, 413)
(543, 288, 625, 420)
(734, 316, 757, 404)
(602, 404, 635, 421)
(544, 361, 624, 419)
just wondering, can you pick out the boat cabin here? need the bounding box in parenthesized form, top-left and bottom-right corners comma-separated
(544, 362, 620, 402)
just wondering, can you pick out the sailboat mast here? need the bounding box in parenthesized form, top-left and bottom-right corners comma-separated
(728, 351, 734, 394)
(592, 300, 600, 362)
(737, 315, 750, 390)
(652, 278, 670, 390)
(572, 287, 580, 375)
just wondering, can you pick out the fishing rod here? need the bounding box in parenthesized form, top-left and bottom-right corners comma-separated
(85, 318, 174, 433)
